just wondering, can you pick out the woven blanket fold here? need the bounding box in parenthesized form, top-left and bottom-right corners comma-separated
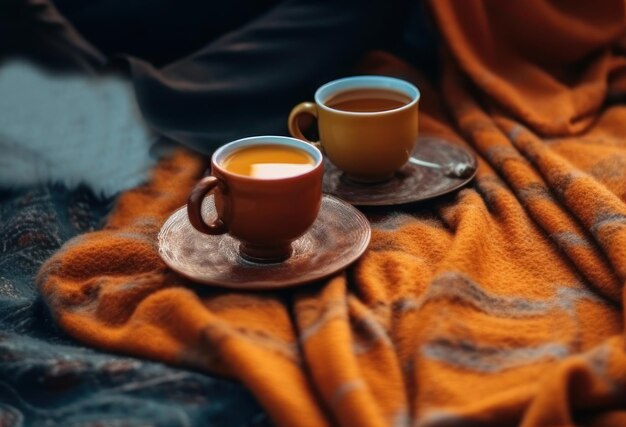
(40, 1, 626, 426)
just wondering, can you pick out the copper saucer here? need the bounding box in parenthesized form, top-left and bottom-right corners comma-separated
(158, 195, 371, 290)
(323, 135, 477, 206)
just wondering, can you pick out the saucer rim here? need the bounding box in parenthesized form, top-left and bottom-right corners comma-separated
(158, 194, 371, 290)
(323, 135, 477, 206)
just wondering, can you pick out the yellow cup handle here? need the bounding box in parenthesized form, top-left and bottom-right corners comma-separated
(288, 102, 322, 152)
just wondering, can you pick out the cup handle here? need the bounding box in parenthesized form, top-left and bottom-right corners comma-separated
(187, 176, 228, 235)
(288, 102, 322, 152)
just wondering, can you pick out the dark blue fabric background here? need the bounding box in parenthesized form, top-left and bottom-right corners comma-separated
(0, 186, 271, 427)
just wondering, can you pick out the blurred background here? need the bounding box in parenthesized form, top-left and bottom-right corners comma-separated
(0, 0, 437, 196)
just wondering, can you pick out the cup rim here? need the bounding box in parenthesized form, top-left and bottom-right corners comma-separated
(211, 135, 323, 182)
(315, 75, 420, 116)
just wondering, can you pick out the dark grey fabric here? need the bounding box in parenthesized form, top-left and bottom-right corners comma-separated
(0, 186, 271, 427)
(122, 0, 411, 153)
(3, 0, 423, 153)
(49, 0, 412, 153)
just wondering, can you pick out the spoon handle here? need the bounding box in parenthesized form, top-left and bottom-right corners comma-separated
(408, 156, 442, 169)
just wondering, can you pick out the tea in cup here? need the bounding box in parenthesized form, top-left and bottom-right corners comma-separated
(288, 76, 419, 183)
(187, 135, 323, 263)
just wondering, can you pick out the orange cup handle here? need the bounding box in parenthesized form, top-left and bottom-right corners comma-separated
(288, 102, 322, 152)
(187, 176, 228, 235)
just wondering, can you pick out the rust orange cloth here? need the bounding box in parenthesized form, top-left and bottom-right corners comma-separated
(39, 1, 626, 426)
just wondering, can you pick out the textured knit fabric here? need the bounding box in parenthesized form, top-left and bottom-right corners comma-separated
(39, 1, 626, 426)
(0, 186, 270, 427)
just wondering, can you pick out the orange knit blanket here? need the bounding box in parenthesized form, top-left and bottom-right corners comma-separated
(39, 1, 626, 425)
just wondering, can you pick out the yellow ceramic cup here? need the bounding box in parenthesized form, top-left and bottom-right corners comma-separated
(289, 76, 419, 183)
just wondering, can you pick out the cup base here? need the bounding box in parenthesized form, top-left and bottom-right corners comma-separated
(239, 242, 293, 264)
(342, 172, 395, 185)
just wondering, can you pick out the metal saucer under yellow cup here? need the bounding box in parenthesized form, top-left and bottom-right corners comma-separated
(288, 75, 420, 184)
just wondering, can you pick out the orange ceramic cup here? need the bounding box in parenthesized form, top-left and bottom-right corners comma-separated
(289, 76, 420, 183)
(187, 136, 323, 263)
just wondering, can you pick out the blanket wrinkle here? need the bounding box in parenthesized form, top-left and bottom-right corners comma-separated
(39, 1, 626, 426)
(432, 0, 626, 136)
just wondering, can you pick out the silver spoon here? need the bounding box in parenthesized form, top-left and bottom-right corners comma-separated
(409, 156, 475, 179)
